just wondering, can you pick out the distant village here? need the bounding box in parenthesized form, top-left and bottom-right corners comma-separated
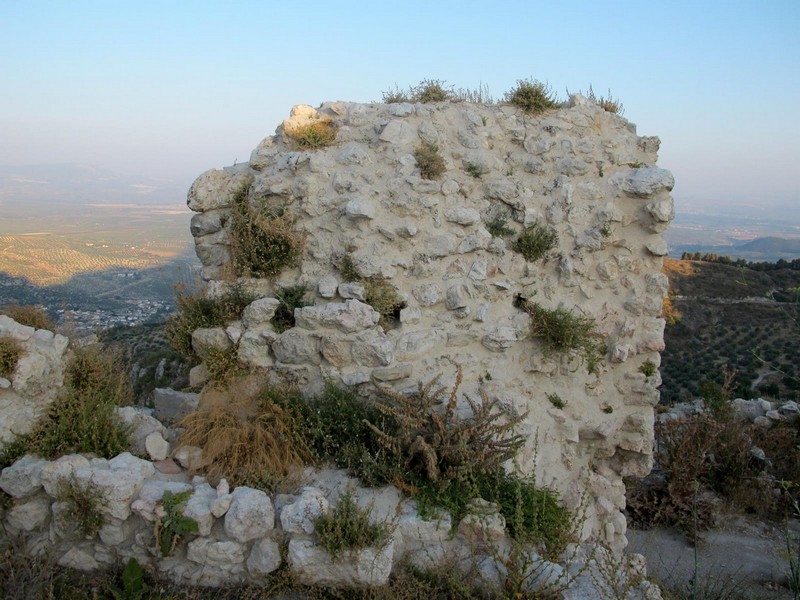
(55, 298, 172, 333)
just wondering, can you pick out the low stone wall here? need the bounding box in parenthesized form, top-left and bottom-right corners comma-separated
(0, 447, 659, 598)
(185, 94, 674, 551)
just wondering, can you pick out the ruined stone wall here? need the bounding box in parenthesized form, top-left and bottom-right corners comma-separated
(186, 95, 674, 550)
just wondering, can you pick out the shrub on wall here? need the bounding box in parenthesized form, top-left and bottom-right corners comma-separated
(504, 79, 559, 115)
(0, 335, 22, 379)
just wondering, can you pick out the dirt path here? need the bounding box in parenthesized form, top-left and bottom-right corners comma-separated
(628, 516, 800, 599)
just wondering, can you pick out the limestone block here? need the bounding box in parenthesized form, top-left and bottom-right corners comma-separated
(394, 329, 445, 361)
(247, 538, 282, 577)
(351, 330, 394, 367)
(372, 364, 413, 382)
(280, 487, 330, 534)
(424, 234, 458, 257)
(288, 538, 395, 587)
(145, 431, 170, 461)
(412, 283, 443, 307)
(272, 329, 321, 365)
(294, 300, 380, 333)
(187, 538, 246, 566)
(0, 454, 49, 498)
(394, 502, 452, 569)
(115, 407, 167, 458)
(58, 546, 100, 571)
(183, 482, 216, 536)
(482, 327, 518, 352)
(237, 328, 276, 369)
(224, 487, 274, 543)
(345, 198, 376, 220)
(320, 336, 353, 367)
(646, 197, 675, 223)
(445, 283, 472, 310)
(379, 120, 416, 145)
(191, 327, 233, 359)
(318, 274, 338, 298)
(89, 453, 156, 520)
(338, 282, 366, 301)
(40, 455, 91, 496)
(444, 207, 480, 226)
(190, 209, 225, 237)
(241, 298, 281, 328)
(6, 495, 50, 532)
(613, 167, 674, 197)
(152, 388, 200, 426)
(187, 168, 246, 212)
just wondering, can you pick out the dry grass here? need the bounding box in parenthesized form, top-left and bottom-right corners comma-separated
(287, 119, 339, 149)
(0, 334, 23, 379)
(178, 376, 313, 488)
(0, 304, 55, 330)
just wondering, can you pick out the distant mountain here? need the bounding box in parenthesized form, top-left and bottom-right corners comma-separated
(0, 163, 185, 206)
(736, 237, 800, 254)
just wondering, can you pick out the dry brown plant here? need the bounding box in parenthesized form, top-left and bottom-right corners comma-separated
(367, 369, 526, 486)
(178, 375, 313, 488)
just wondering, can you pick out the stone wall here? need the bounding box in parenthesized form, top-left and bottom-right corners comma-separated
(186, 95, 674, 551)
(0, 315, 69, 443)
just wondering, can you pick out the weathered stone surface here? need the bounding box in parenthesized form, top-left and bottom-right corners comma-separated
(0, 454, 49, 498)
(614, 167, 674, 197)
(394, 329, 445, 361)
(379, 120, 416, 145)
(482, 327, 518, 352)
(288, 538, 395, 587)
(247, 538, 282, 577)
(280, 487, 330, 534)
(351, 330, 394, 367)
(318, 275, 338, 298)
(6, 496, 50, 532)
(153, 388, 200, 426)
(345, 198, 376, 220)
(272, 329, 320, 364)
(338, 282, 366, 301)
(187, 168, 249, 211)
(224, 487, 274, 543)
(187, 538, 246, 566)
(444, 207, 481, 226)
(295, 300, 380, 333)
(191, 327, 233, 358)
(241, 298, 281, 328)
(115, 407, 167, 457)
(145, 431, 170, 461)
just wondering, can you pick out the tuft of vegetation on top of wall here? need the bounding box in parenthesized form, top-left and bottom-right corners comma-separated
(504, 79, 559, 115)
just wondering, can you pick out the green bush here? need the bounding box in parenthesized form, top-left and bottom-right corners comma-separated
(165, 284, 255, 359)
(639, 360, 657, 377)
(55, 475, 106, 538)
(155, 490, 198, 557)
(413, 143, 446, 180)
(504, 79, 558, 115)
(0, 335, 22, 379)
(485, 215, 515, 238)
(314, 489, 392, 560)
(1, 343, 132, 464)
(518, 299, 606, 374)
(409, 79, 453, 103)
(513, 222, 557, 262)
(364, 279, 406, 329)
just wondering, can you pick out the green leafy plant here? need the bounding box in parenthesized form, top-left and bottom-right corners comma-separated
(271, 285, 310, 333)
(639, 360, 657, 377)
(364, 279, 406, 328)
(367, 370, 526, 488)
(505, 79, 558, 115)
(518, 299, 606, 374)
(313, 488, 393, 560)
(108, 558, 150, 600)
(339, 253, 360, 282)
(0, 335, 22, 379)
(547, 393, 565, 409)
(55, 475, 106, 538)
(155, 490, 198, 557)
(286, 119, 338, 149)
(513, 222, 558, 262)
(485, 215, 515, 238)
(413, 142, 446, 180)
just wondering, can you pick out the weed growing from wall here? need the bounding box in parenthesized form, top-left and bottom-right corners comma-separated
(413, 143, 446, 180)
(55, 475, 106, 539)
(337, 254, 406, 328)
(367, 370, 525, 487)
(286, 120, 338, 150)
(271, 285, 310, 333)
(0, 335, 22, 379)
(505, 79, 559, 115)
(229, 182, 305, 279)
(178, 378, 313, 489)
(165, 283, 255, 359)
(485, 215, 515, 238)
(513, 222, 558, 262)
(517, 298, 606, 374)
(155, 490, 198, 557)
(313, 489, 393, 560)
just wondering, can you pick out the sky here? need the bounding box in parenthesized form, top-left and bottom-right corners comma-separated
(1, 0, 798, 212)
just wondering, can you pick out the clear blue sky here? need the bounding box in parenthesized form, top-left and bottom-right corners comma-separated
(1, 1, 798, 210)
